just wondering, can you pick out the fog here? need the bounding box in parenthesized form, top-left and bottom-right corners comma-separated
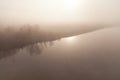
(0, 0, 120, 25)
(0, 27, 120, 80)
(0, 24, 113, 51)
(0, 0, 120, 80)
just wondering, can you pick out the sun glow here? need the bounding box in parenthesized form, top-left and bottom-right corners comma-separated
(64, 0, 79, 9)
(66, 36, 76, 41)
(0, 0, 85, 24)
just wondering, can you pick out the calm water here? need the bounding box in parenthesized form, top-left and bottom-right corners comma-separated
(0, 28, 120, 80)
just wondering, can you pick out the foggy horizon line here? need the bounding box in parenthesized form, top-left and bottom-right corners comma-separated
(0, 24, 118, 52)
(0, 24, 119, 61)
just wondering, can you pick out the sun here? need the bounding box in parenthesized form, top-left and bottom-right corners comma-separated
(64, 0, 79, 9)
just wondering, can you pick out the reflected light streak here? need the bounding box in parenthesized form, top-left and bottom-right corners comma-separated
(66, 36, 76, 41)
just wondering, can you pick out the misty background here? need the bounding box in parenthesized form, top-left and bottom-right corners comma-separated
(0, 0, 120, 80)
(0, 0, 120, 25)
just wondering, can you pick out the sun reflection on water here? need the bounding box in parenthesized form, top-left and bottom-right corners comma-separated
(66, 36, 76, 41)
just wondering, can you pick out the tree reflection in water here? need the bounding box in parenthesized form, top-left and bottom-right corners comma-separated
(0, 41, 55, 61)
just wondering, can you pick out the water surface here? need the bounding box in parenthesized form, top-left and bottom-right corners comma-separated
(0, 28, 120, 80)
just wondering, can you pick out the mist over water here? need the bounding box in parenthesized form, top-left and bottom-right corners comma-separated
(0, 25, 120, 80)
(0, 0, 120, 79)
(0, 24, 108, 51)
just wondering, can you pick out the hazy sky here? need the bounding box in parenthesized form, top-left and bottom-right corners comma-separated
(0, 0, 120, 25)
